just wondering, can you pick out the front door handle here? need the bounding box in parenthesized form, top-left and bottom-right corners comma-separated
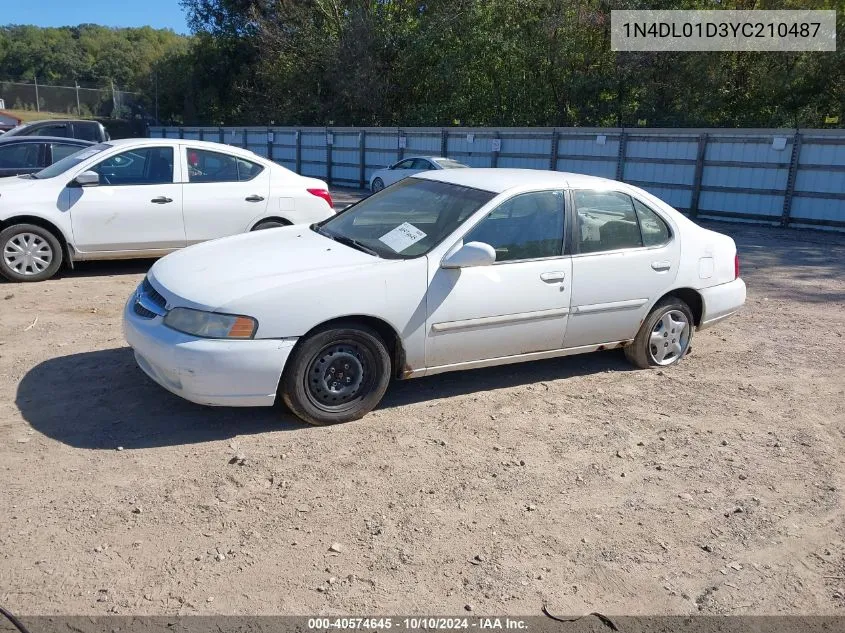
(245, 195, 265, 202)
(151, 196, 173, 204)
(651, 260, 672, 271)
(540, 271, 566, 283)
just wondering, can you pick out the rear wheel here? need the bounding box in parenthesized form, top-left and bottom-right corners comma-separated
(281, 324, 392, 425)
(371, 178, 385, 193)
(0, 223, 63, 282)
(625, 297, 694, 369)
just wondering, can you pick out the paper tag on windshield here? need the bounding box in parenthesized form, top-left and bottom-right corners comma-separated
(379, 222, 427, 253)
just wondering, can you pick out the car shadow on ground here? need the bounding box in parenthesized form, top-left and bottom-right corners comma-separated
(18, 346, 635, 450)
(60, 258, 157, 279)
(382, 349, 635, 408)
(16, 347, 304, 450)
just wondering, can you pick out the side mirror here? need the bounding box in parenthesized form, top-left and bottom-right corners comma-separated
(73, 171, 99, 187)
(441, 241, 496, 269)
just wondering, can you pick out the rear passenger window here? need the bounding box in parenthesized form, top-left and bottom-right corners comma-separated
(51, 143, 84, 163)
(633, 198, 671, 246)
(187, 148, 264, 183)
(574, 190, 643, 253)
(73, 122, 101, 142)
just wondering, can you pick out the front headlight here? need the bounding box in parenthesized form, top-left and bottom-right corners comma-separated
(163, 307, 257, 339)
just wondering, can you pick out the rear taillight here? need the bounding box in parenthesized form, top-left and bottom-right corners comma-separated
(307, 188, 333, 209)
(734, 253, 740, 279)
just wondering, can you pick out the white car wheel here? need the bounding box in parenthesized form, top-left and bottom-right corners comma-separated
(0, 224, 63, 282)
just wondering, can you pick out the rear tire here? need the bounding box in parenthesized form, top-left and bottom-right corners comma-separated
(371, 178, 385, 192)
(0, 223, 63, 282)
(280, 324, 392, 426)
(625, 297, 694, 369)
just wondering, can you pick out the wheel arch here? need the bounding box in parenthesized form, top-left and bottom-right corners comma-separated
(249, 216, 292, 231)
(0, 215, 74, 269)
(658, 287, 703, 326)
(297, 315, 407, 379)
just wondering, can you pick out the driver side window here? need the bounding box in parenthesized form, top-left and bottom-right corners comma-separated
(463, 190, 565, 262)
(393, 159, 414, 170)
(91, 147, 173, 186)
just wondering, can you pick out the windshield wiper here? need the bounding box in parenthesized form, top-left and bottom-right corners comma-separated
(312, 225, 379, 257)
(331, 235, 380, 257)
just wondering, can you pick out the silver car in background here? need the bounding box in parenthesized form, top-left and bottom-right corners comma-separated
(369, 156, 468, 192)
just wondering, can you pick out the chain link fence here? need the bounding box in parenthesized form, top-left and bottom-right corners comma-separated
(0, 79, 147, 119)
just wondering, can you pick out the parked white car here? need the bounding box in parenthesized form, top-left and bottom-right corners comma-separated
(369, 156, 468, 192)
(124, 168, 746, 426)
(0, 138, 335, 282)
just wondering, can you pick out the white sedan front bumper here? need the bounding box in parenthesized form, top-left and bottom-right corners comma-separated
(123, 296, 296, 407)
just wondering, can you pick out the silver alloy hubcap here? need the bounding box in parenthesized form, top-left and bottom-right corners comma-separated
(648, 310, 690, 366)
(373, 179, 383, 191)
(3, 232, 53, 276)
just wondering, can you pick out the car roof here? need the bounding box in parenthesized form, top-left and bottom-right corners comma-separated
(414, 167, 622, 193)
(18, 119, 99, 125)
(107, 137, 264, 159)
(400, 156, 450, 161)
(0, 135, 93, 144)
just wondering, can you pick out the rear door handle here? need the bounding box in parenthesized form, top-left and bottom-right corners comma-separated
(245, 195, 265, 202)
(651, 260, 671, 271)
(151, 196, 173, 204)
(540, 271, 566, 283)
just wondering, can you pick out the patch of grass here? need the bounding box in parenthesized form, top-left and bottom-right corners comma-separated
(2, 109, 91, 122)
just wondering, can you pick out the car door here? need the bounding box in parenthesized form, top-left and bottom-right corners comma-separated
(181, 146, 270, 244)
(563, 189, 680, 348)
(67, 145, 185, 253)
(425, 190, 572, 368)
(0, 142, 45, 177)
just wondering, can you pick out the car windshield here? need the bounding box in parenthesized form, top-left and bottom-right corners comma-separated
(433, 158, 469, 169)
(315, 177, 495, 259)
(33, 143, 111, 179)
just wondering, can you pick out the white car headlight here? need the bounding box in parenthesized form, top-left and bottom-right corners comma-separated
(163, 307, 257, 339)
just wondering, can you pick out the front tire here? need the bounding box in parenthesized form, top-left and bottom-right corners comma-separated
(625, 297, 694, 369)
(281, 324, 392, 425)
(0, 223, 64, 282)
(371, 178, 385, 193)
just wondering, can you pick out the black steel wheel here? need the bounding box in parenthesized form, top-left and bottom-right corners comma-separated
(281, 324, 391, 425)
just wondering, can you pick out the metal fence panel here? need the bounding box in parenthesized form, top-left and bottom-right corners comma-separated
(148, 125, 845, 230)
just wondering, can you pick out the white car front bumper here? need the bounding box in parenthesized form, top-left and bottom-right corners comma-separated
(698, 278, 746, 330)
(123, 296, 296, 407)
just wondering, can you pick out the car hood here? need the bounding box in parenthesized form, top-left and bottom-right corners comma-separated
(149, 225, 382, 310)
(0, 175, 40, 193)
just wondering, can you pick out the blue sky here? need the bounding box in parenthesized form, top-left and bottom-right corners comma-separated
(2, 0, 190, 33)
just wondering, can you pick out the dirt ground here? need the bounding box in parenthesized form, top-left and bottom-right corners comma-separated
(1, 200, 843, 616)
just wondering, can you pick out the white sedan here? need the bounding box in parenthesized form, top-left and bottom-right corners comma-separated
(369, 156, 468, 192)
(124, 169, 746, 426)
(0, 138, 335, 282)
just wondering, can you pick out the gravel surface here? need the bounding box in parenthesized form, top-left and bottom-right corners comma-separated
(1, 206, 843, 615)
